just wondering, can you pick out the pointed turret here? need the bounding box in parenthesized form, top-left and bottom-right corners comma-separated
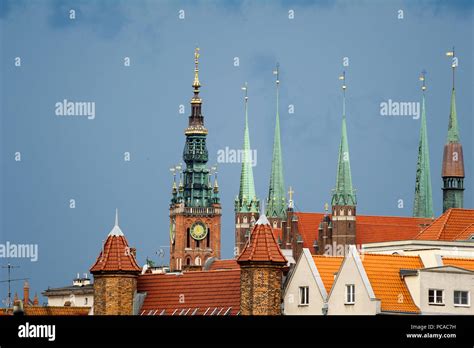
(413, 72, 434, 218)
(90, 210, 141, 315)
(332, 72, 356, 207)
(442, 49, 465, 212)
(237, 213, 287, 315)
(235, 83, 260, 256)
(236, 83, 259, 213)
(328, 72, 356, 251)
(266, 63, 286, 225)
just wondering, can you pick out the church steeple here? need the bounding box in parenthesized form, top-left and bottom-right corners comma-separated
(169, 48, 222, 271)
(236, 83, 259, 213)
(413, 71, 434, 218)
(442, 48, 465, 212)
(332, 71, 356, 207)
(266, 63, 286, 221)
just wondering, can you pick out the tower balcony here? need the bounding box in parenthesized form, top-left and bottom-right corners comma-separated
(170, 205, 221, 216)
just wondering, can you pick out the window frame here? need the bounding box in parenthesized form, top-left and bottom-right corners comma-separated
(428, 289, 445, 305)
(345, 284, 355, 305)
(299, 286, 309, 306)
(453, 290, 470, 307)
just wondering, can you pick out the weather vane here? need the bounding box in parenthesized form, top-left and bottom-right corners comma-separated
(446, 47, 457, 89)
(273, 63, 280, 84)
(242, 82, 248, 100)
(419, 70, 427, 92)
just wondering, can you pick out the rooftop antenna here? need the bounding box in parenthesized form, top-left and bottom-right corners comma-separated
(0, 264, 28, 308)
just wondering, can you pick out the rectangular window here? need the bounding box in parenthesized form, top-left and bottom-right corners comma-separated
(345, 284, 355, 304)
(299, 286, 309, 306)
(428, 289, 444, 305)
(454, 290, 469, 306)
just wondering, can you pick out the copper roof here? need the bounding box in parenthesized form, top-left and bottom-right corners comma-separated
(137, 269, 240, 315)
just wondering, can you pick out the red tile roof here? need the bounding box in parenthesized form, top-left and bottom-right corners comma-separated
(137, 269, 240, 315)
(361, 254, 423, 314)
(312, 255, 343, 293)
(272, 228, 282, 242)
(207, 259, 240, 271)
(442, 257, 474, 271)
(90, 234, 141, 273)
(416, 209, 474, 241)
(0, 306, 90, 316)
(295, 212, 432, 248)
(237, 217, 287, 264)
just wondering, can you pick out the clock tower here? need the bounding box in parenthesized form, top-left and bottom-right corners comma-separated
(169, 48, 221, 272)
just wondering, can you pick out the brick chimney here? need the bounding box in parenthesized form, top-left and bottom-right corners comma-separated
(23, 281, 30, 307)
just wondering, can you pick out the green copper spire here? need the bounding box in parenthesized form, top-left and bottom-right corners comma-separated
(332, 72, 356, 207)
(413, 72, 434, 218)
(266, 63, 286, 219)
(442, 48, 464, 212)
(447, 88, 460, 143)
(235, 83, 259, 213)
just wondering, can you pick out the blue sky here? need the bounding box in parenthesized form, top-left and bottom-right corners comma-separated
(0, 0, 472, 303)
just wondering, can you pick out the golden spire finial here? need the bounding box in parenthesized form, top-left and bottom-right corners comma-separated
(446, 47, 457, 89)
(419, 70, 427, 92)
(273, 62, 280, 85)
(288, 186, 294, 201)
(193, 47, 200, 88)
(324, 202, 329, 212)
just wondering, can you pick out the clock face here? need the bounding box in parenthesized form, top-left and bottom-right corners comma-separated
(190, 221, 207, 241)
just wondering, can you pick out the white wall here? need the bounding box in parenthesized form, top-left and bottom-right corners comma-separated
(327, 255, 380, 315)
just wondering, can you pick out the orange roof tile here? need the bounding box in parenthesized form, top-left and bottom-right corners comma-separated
(361, 254, 423, 313)
(207, 259, 240, 271)
(137, 269, 240, 315)
(272, 228, 283, 242)
(442, 257, 474, 271)
(90, 234, 141, 273)
(312, 255, 343, 292)
(295, 212, 432, 248)
(237, 216, 287, 264)
(416, 209, 474, 241)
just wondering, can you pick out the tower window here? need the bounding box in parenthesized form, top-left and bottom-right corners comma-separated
(186, 257, 191, 266)
(196, 239, 200, 248)
(206, 228, 210, 248)
(186, 228, 191, 248)
(243, 216, 248, 223)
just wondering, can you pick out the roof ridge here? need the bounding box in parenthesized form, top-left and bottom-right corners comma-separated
(438, 209, 453, 240)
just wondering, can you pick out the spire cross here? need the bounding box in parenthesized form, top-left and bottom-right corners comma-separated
(288, 186, 294, 201)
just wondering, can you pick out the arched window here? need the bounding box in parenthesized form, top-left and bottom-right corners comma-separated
(195, 256, 202, 266)
(186, 228, 191, 248)
(196, 239, 200, 248)
(206, 228, 210, 248)
(186, 257, 191, 266)
(243, 216, 248, 223)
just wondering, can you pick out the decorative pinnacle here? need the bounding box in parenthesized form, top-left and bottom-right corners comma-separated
(115, 208, 119, 227)
(419, 70, 427, 92)
(446, 47, 457, 89)
(193, 47, 201, 89)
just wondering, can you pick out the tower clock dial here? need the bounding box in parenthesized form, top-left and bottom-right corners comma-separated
(190, 221, 207, 240)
